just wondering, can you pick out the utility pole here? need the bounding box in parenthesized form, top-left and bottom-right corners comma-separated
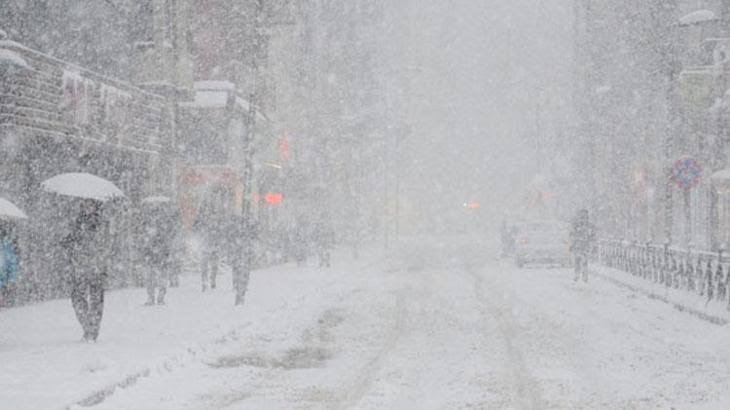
(237, 0, 265, 306)
(237, 0, 293, 305)
(660, 0, 679, 246)
(169, 0, 181, 199)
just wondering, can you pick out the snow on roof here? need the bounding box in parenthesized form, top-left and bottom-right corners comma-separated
(0, 198, 28, 219)
(679, 9, 717, 26)
(182, 90, 229, 108)
(195, 80, 236, 91)
(180, 90, 269, 122)
(711, 169, 730, 182)
(0, 48, 30, 69)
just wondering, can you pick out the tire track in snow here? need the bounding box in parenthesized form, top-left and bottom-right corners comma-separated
(462, 254, 546, 410)
(332, 289, 407, 410)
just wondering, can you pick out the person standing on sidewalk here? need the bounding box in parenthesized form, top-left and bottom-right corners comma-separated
(0, 221, 20, 307)
(229, 213, 257, 305)
(570, 209, 596, 283)
(194, 191, 228, 291)
(62, 199, 109, 342)
(313, 218, 335, 268)
(291, 215, 310, 267)
(167, 205, 185, 288)
(139, 202, 175, 305)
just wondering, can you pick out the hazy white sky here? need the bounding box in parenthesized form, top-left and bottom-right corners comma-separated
(383, 0, 574, 218)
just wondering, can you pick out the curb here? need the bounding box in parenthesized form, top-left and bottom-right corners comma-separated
(592, 267, 729, 326)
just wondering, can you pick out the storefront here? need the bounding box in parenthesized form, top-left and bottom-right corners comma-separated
(0, 38, 172, 302)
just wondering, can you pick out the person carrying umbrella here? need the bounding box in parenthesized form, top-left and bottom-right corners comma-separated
(61, 199, 110, 342)
(43, 172, 123, 342)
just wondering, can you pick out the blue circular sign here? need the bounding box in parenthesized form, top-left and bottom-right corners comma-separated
(672, 156, 702, 190)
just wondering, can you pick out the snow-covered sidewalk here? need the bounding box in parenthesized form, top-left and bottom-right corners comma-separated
(592, 264, 730, 325)
(0, 249, 380, 410)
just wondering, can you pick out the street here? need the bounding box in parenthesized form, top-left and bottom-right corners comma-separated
(70, 237, 730, 409)
(5, 2, 730, 409)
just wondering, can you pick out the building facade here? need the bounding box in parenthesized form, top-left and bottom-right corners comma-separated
(574, 0, 730, 250)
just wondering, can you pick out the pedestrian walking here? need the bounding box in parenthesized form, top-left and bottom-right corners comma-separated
(570, 209, 596, 283)
(167, 206, 184, 288)
(229, 214, 257, 305)
(0, 221, 20, 307)
(61, 199, 109, 342)
(194, 191, 228, 291)
(139, 200, 177, 305)
(314, 219, 335, 268)
(291, 216, 310, 267)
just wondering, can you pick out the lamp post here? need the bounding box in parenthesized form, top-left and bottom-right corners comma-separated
(236, 0, 294, 305)
(384, 66, 424, 246)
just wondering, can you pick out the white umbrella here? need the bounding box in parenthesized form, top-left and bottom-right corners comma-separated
(0, 197, 28, 220)
(41, 172, 125, 202)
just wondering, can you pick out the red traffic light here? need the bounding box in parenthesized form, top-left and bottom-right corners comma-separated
(264, 192, 283, 205)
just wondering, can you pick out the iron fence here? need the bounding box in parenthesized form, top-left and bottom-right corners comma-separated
(598, 239, 730, 309)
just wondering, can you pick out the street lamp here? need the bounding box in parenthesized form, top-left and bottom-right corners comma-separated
(382, 65, 426, 248)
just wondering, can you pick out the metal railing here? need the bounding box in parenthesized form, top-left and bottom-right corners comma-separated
(598, 239, 730, 309)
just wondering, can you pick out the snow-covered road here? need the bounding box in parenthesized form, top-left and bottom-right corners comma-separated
(4, 237, 730, 409)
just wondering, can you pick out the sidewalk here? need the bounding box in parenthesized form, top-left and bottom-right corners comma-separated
(0, 248, 380, 410)
(592, 264, 730, 325)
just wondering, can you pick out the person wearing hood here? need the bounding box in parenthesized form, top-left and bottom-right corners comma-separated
(61, 199, 109, 342)
(570, 209, 596, 283)
(0, 221, 20, 307)
(313, 218, 335, 268)
(139, 203, 175, 305)
(194, 190, 229, 291)
(228, 213, 258, 306)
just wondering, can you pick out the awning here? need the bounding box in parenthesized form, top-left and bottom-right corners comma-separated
(180, 82, 269, 123)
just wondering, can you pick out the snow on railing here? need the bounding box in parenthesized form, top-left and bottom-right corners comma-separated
(598, 239, 730, 309)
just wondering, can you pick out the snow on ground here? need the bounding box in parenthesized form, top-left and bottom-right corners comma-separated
(592, 264, 730, 325)
(4, 237, 730, 409)
(0, 248, 381, 410)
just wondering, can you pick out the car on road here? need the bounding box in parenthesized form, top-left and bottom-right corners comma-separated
(513, 220, 571, 268)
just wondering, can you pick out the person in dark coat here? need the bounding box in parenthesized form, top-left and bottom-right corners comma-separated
(313, 219, 335, 268)
(167, 206, 184, 288)
(228, 214, 257, 305)
(62, 199, 109, 342)
(291, 216, 310, 267)
(570, 209, 596, 283)
(140, 204, 175, 305)
(194, 192, 228, 291)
